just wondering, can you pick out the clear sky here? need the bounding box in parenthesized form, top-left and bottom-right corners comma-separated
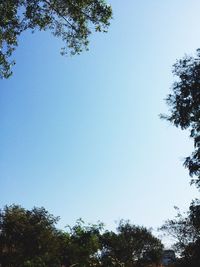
(0, 0, 199, 237)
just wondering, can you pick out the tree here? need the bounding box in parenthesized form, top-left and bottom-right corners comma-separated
(100, 220, 163, 267)
(160, 200, 200, 267)
(59, 219, 103, 267)
(0, 0, 112, 79)
(0, 205, 61, 267)
(161, 49, 200, 188)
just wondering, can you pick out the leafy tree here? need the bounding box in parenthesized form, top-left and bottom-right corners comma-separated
(100, 220, 163, 267)
(0, 205, 61, 267)
(0, 0, 112, 79)
(59, 219, 103, 267)
(161, 200, 200, 267)
(161, 49, 200, 188)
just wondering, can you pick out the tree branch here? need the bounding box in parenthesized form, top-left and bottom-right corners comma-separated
(42, 0, 78, 32)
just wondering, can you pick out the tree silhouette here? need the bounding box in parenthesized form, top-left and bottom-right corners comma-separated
(161, 49, 200, 188)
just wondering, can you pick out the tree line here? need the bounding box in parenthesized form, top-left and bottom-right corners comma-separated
(0, 204, 163, 267)
(1, 201, 200, 267)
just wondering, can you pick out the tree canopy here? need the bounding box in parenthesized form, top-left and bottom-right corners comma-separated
(59, 219, 103, 267)
(0, 205, 164, 267)
(162, 49, 200, 188)
(0, 0, 112, 79)
(101, 220, 163, 267)
(0, 205, 61, 267)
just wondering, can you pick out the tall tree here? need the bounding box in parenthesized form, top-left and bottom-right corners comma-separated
(100, 220, 163, 267)
(161, 49, 200, 188)
(0, 0, 112, 79)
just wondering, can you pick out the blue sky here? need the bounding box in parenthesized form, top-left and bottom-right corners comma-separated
(0, 0, 199, 236)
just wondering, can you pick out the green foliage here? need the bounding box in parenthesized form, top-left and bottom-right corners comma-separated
(161, 49, 200, 188)
(161, 200, 200, 267)
(0, 0, 112, 79)
(0, 205, 163, 267)
(100, 220, 163, 267)
(0, 205, 61, 267)
(60, 219, 103, 267)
